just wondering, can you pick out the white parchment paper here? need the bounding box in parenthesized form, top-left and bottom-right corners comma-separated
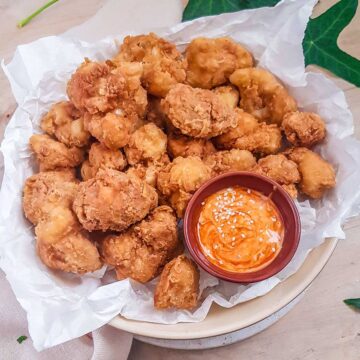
(1, 0, 360, 351)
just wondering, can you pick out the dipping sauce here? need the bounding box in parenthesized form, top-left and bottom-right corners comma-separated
(197, 186, 284, 273)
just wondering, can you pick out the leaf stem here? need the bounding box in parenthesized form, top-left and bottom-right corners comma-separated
(17, 0, 59, 28)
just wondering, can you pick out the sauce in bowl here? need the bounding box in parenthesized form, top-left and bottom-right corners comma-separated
(197, 186, 284, 273)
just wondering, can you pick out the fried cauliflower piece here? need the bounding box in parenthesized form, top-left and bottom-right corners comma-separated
(40, 101, 90, 148)
(252, 154, 301, 197)
(83, 110, 141, 150)
(185, 37, 253, 89)
(23, 170, 78, 225)
(167, 132, 216, 159)
(30, 134, 84, 171)
(114, 33, 187, 97)
(230, 68, 297, 125)
(124, 123, 167, 165)
(73, 169, 158, 232)
(162, 84, 238, 138)
(100, 206, 179, 283)
(282, 111, 326, 147)
(213, 85, 240, 109)
(154, 255, 200, 310)
(36, 206, 102, 273)
(67, 59, 147, 116)
(126, 154, 170, 188)
(214, 109, 282, 155)
(286, 147, 336, 199)
(204, 149, 256, 176)
(81, 142, 127, 180)
(158, 156, 212, 217)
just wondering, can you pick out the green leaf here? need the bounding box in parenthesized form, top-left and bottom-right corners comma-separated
(182, 0, 281, 21)
(344, 298, 360, 309)
(303, 0, 360, 87)
(17, 335, 28, 344)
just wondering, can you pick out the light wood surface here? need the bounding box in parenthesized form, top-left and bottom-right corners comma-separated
(0, 1, 359, 359)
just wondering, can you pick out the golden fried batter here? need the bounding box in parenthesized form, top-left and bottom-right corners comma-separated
(101, 206, 179, 283)
(124, 123, 168, 165)
(36, 206, 102, 273)
(30, 134, 84, 171)
(126, 154, 170, 188)
(73, 169, 158, 232)
(115, 33, 187, 97)
(252, 154, 300, 197)
(215, 109, 282, 155)
(23, 170, 78, 225)
(204, 149, 256, 175)
(185, 37, 253, 89)
(154, 255, 199, 309)
(81, 142, 127, 180)
(213, 85, 240, 109)
(282, 111, 326, 147)
(230, 68, 297, 125)
(67, 59, 147, 116)
(162, 84, 238, 138)
(167, 132, 216, 159)
(286, 147, 336, 199)
(158, 156, 212, 217)
(84, 111, 140, 150)
(41, 101, 90, 148)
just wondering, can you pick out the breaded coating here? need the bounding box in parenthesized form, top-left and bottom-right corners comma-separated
(100, 206, 179, 283)
(162, 84, 238, 138)
(204, 149, 256, 175)
(83, 111, 141, 150)
(126, 154, 170, 188)
(286, 147, 336, 199)
(124, 123, 168, 165)
(29, 134, 84, 171)
(252, 154, 301, 197)
(213, 85, 240, 109)
(23, 170, 78, 225)
(146, 95, 168, 129)
(154, 255, 199, 310)
(185, 37, 253, 89)
(282, 111, 326, 147)
(282, 184, 298, 198)
(36, 207, 102, 273)
(230, 68, 297, 125)
(158, 156, 212, 217)
(67, 59, 147, 116)
(73, 169, 158, 232)
(81, 142, 127, 180)
(167, 132, 216, 159)
(215, 110, 282, 155)
(41, 101, 90, 148)
(115, 33, 187, 97)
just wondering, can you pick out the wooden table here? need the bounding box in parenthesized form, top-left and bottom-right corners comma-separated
(1, 1, 359, 359)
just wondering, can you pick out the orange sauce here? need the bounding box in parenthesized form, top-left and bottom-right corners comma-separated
(197, 186, 284, 273)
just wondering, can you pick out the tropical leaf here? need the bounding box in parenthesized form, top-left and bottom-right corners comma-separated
(182, 0, 280, 21)
(303, 0, 360, 87)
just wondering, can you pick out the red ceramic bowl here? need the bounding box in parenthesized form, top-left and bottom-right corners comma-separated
(184, 172, 301, 283)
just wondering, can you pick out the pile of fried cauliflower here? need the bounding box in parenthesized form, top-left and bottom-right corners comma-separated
(22, 34, 335, 310)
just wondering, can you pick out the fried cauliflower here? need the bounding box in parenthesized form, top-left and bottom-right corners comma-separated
(154, 255, 200, 309)
(185, 37, 253, 89)
(114, 33, 187, 97)
(162, 84, 238, 138)
(100, 206, 179, 283)
(73, 169, 158, 232)
(29, 134, 84, 171)
(230, 68, 297, 125)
